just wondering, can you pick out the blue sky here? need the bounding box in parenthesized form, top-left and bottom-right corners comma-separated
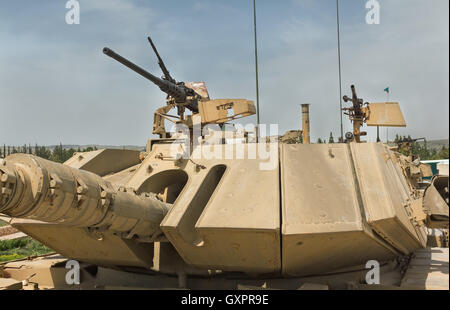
(0, 0, 448, 145)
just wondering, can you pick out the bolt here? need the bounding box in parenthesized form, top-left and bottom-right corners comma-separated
(49, 180, 57, 188)
(77, 185, 87, 195)
(0, 173, 8, 183)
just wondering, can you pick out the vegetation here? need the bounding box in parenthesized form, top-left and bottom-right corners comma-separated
(313, 133, 448, 161)
(1, 144, 97, 163)
(0, 237, 53, 262)
(0, 220, 7, 227)
(394, 135, 449, 160)
(328, 132, 335, 144)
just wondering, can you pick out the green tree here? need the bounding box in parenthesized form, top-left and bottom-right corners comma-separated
(35, 146, 51, 159)
(50, 145, 63, 163)
(329, 132, 335, 144)
(397, 137, 449, 160)
(65, 148, 76, 161)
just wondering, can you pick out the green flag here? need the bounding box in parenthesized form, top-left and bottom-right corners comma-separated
(384, 87, 390, 93)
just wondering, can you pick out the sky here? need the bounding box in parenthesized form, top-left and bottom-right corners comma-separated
(0, 0, 448, 146)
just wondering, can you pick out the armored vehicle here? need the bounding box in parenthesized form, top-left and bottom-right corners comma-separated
(0, 38, 448, 290)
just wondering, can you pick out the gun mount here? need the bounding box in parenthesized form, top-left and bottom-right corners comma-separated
(342, 85, 369, 143)
(343, 85, 407, 143)
(103, 37, 256, 139)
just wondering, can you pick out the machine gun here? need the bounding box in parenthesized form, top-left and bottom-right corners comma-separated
(104, 37, 255, 139)
(342, 84, 407, 143)
(343, 85, 365, 117)
(103, 47, 199, 112)
(342, 85, 369, 143)
(397, 137, 426, 145)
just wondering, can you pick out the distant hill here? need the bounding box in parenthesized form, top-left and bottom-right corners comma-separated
(418, 139, 449, 150)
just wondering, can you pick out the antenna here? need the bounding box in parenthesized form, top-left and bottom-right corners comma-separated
(253, 0, 261, 142)
(336, 0, 344, 142)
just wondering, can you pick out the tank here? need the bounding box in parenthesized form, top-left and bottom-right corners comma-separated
(0, 39, 448, 290)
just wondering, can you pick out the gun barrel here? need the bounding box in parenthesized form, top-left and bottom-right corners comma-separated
(351, 85, 357, 100)
(0, 154, 171, 242)
(103, 47, 187, 103)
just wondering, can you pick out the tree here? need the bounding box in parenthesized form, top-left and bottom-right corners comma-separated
(36, 146, 51, 159)
(66, 148, 76, 160)
(329, 132, 335, 144)
(317, 138, 323, 144)
(50, 145, 63, 163)
(395, 134, 449, 160)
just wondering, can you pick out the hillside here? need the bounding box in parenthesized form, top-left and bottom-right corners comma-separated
(418, 139, 449, 150)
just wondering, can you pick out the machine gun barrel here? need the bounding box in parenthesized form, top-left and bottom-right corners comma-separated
(351, 85, 357, 102)
(103, 47, 188, 103)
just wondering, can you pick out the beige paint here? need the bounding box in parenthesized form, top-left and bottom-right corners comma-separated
(350, 143, 427, 252)
(281, 144, 399, 276)
(437, 163, 449, 176)
(301, 104, 310, 144)
(198, 99, 256, 124)
(366, 102, 407, 127)
(160, 144, 280, 273)
(64, 148, 141, 177)
(0, 140, 445, 278)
